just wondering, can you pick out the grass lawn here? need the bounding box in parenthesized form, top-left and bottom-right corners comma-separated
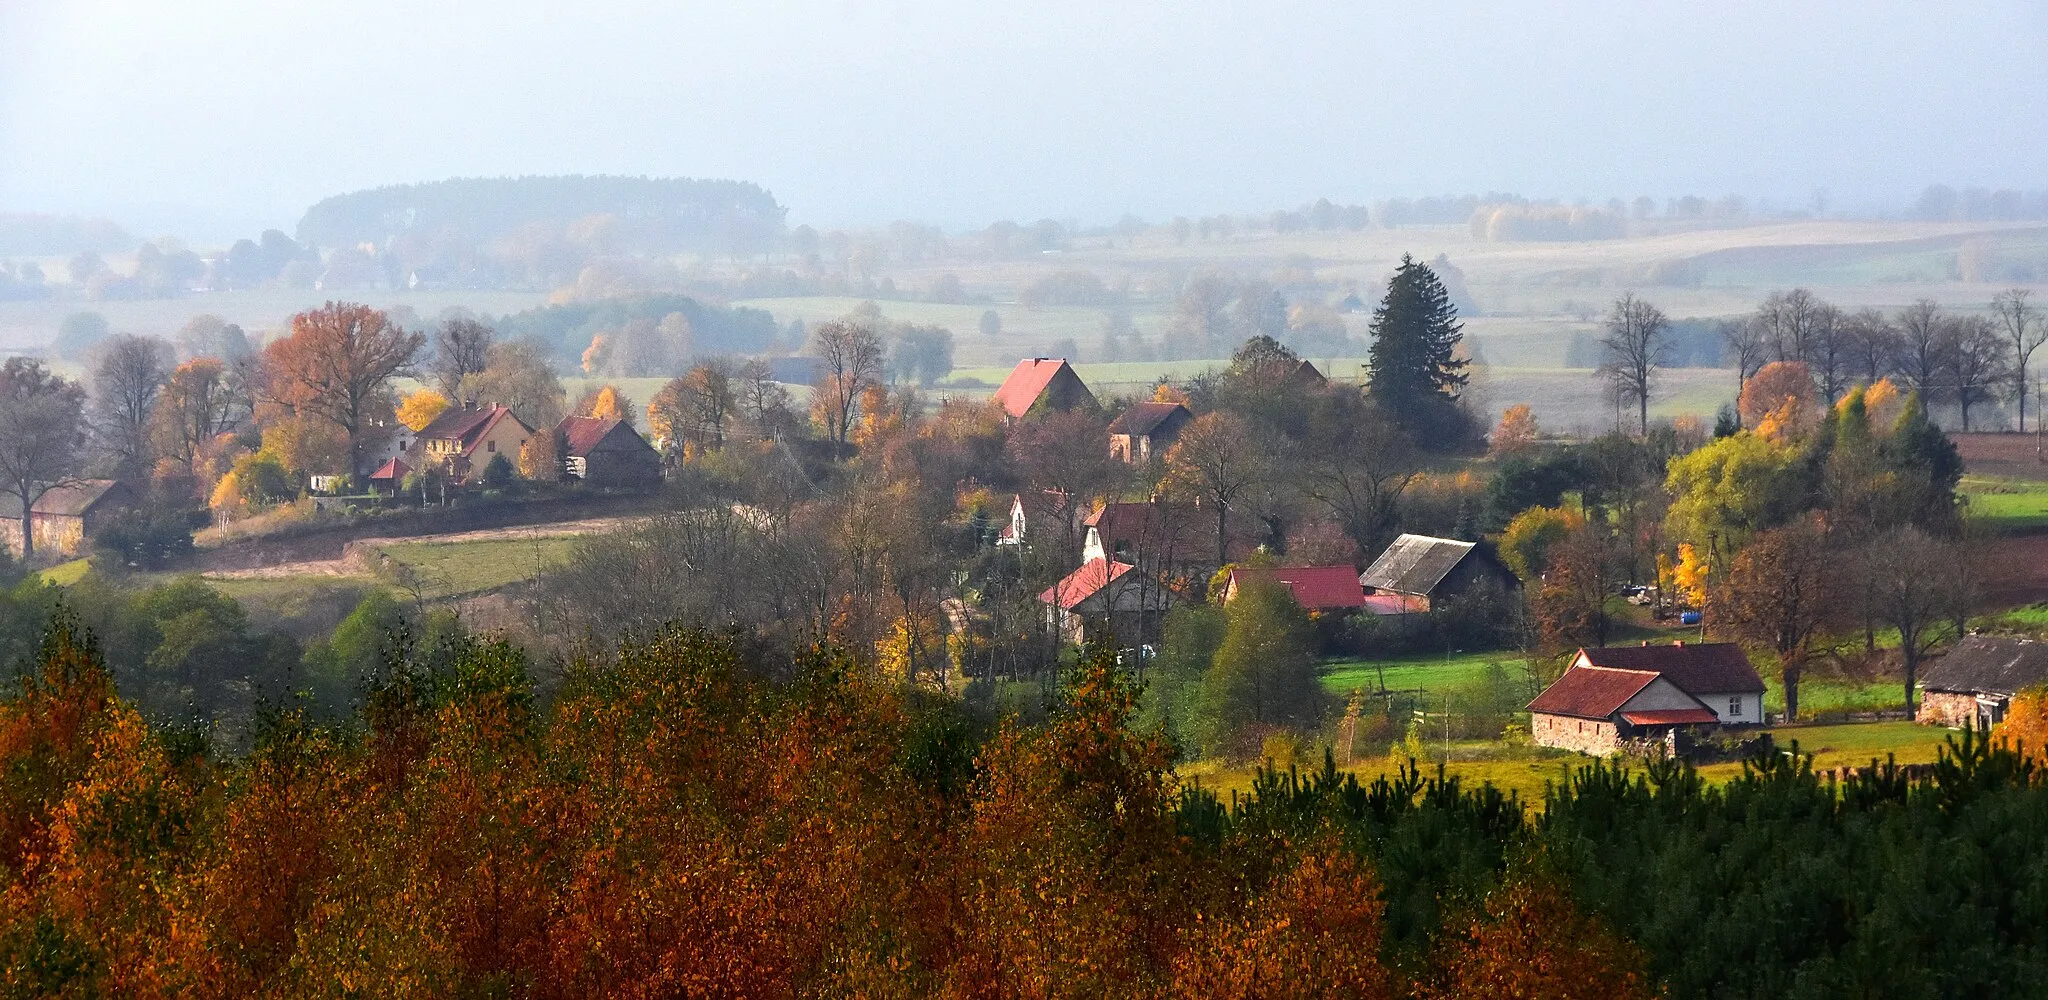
(1319, 650, 1528, 698)
(376, 537, 579, 598)
(1960, 475, 2048, 532)
(36, 558, 92, 586)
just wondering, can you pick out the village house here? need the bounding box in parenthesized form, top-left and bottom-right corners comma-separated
(357, 418, 417, 477)
(1528, 642, 1767, 756)
(1038, 557, 1173, 646)
(995, 494, 1028, 546)
(1218, 565, 1368, 613)
(1107, 401, 1193, 464)
(1082, 499, 1210, 573)
(556, 415, 662, 486)
(991, 358, 1098, 420)
(0, 480, 136, 559)
(1917, 635, 2048, 729)
(415, 403, 534, 482)
(1358, 534, 1519, 611)
(367, 457, 411, 495)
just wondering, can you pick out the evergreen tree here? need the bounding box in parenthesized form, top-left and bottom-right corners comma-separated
(1882, 391, 1963, 531)
(1367, 254, 1470, 445)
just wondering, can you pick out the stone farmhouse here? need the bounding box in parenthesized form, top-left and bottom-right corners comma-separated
(1917, 635, 2048, 730)
(1528, 642, 1767, 756)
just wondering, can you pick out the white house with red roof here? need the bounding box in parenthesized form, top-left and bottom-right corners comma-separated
(991, 358, 1097, 420)
(1527, 642, 1766, 756)
(1038, 557, 1173, 646)
(416, 402, 535, 482)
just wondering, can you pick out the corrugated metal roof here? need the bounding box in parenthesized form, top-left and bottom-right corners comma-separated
(1359, 534, 1476, 596)
(1920, 635, 2048, 696)
(1579, 643, 1765, 695)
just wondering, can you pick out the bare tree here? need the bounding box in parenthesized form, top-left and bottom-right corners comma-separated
(1994, 289, 2045, 432)
(1720, 317, 1769, 401)
(1892, 300, 1954, 407)
(1162, 411, 1272, 565)
(1840, 308, 1900, 385)
(1298, 396, 1417, 557)
(1806, 302, 1849, 402)
(810, 319, 884, 452)
(1596, 293, 1671, 436)
(1859, 527, 1966, 719)
(734, 358, 794, 440)
(0, 358, 87, 560)
(88, 334, 173, 480)
(1754, 288, 1825, 364)
(429, 317, 495, 399)
(1948, 315, 2011, 431)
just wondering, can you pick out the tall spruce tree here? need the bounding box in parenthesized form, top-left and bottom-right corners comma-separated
(1366, 254, 1470, 445)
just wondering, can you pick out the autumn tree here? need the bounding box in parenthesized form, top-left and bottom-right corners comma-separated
(811, 319, 884, 452)
(577, 384, 635, 426)
(733, 357, 795, 440)
(1421, 878, 1655, 1000)
(1597, 292, 1671, 436)
(149, 357, 244, 477)
(1737, 360, 1819, 441)
(1531, 520, 1624, 657)
(650, 360, 737, 455)
(1008, 408, 1124, 559)
(1714, 518, 1843, 720)
(396, 389, 450, 432)
(264, 302, 423, 469)
(0, 358, 87, 560)
(86, 333, 173, 480)
(427, 316, 494, 397)
(517, 429, 559, 482)
(1163, 411, 1272, 566)
(1490, 403, 1540, 457)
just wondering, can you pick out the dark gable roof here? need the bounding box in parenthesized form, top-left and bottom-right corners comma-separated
(24, 480, 125, 517)
(417, 405, 500, 444)
(1359, 534, 1476, 596)
(1579, 643, 1765, 695)
(1527, 666, 1660, 721)
(556, 415, 645, 457)
(1920, 635, 2048, 696)
(1108, 401, 1190, 437)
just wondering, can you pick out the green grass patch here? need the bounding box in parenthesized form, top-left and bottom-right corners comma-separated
(36, 558, 91, 586)
(1960, 475, 2048, 531)
(1320, 650, 1528, 697)
(376, 537, 579, 598)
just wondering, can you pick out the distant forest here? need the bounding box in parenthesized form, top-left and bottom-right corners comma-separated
(0, 212, 132, 256)
(295, 175, 788, 255)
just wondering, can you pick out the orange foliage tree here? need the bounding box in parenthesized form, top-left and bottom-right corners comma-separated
(263, 302, 423, 471)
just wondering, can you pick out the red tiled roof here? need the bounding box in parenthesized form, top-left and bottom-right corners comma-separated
(992, 358, 1073, 419)
(1085, 501, 1206, 560)
(1621, 708, 1721, 726)
(1526, 666, 1660, 721)
(1107, 401, 1190, 437)
(1038, 558, 1134, 609)
(557, 415, 620, 457)
(368, 458, 410, 481)
(1230, 566, 1366, 610)
(419, 404, 530, 458)
(1578, 643, 1765, 695)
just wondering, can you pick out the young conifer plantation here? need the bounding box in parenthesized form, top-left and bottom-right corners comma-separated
(5, 607, 2048, 998)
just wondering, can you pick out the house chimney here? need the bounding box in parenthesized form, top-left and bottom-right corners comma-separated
(1641, 641, 1649, 647)
(1674, 640, 1685, 647)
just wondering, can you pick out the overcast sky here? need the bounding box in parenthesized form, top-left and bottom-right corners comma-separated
(2, 1, 2044, 240)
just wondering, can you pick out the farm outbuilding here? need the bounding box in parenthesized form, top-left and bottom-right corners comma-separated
(0, 479, 136, 559)
(1359, 534, 1518, 611)
(1917, 635, 2048, 729)
(1528, 642, 1766, 756)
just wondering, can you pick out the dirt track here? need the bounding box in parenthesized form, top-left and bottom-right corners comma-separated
(204, 517, 641, 581)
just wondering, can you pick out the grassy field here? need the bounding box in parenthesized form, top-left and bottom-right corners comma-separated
(377, 537, 578, 598)
(1960, 475, 2048, 531)
(1320, 650, 1525, 697)
(36, 558, 92, 586)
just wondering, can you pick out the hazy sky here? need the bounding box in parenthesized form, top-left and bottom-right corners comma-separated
(2, 1, 2044, 240)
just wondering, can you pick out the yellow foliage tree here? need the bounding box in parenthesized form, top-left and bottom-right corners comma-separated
(1152, 381, 1192, 406)
(584, 384, 633, 425)
(1498, 505, 1583, 582)
(1490, 403, 1540, 457)
(580, 334, 611, 375)
(396, 389, 450, 432)
(1994, 687, 2048, 761)
(1862, 376, 1905, 431)
(517, 431, 559, 482)
(1673, 542, 1711, 608)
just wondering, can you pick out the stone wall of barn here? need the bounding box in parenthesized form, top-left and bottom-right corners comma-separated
(1918, 690, 1980, 728)
(1531, 712, 1619, 755)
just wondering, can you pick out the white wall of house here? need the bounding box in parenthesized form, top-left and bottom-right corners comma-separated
(1617, 677, 1707, 714)
(1697, 690, 1762, 725)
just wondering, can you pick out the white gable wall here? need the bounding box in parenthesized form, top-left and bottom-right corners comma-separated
(1618, 676, 1711, 715)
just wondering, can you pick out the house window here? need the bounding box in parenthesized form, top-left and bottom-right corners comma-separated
(487, 441, 496, 453)
(1728, 696, 1742, 717)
